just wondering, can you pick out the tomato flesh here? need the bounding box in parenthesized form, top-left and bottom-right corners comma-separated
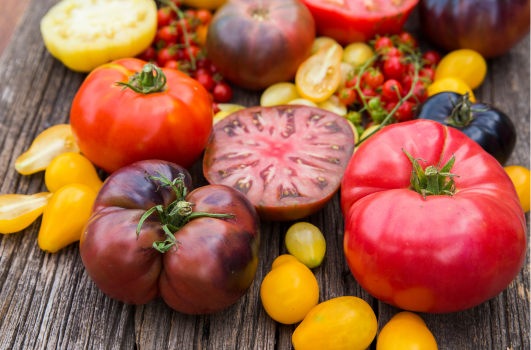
(204, 106, 355, 221)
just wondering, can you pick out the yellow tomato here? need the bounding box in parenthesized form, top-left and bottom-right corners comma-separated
(0, 193, 53, 234)
(260, 255, 319, 324)
(338, 62, 354, 90)
(261, 83, 300, 107)
(296, 43, 343, 103)
(377, 312, 438, 350)
(292, 296, 377, 350)
(287, 99, 318, 107)
(342, 42, 374, 67)
(40, 0, 157, 72)
(428, 77, 476, 102)
(213, 104, 245, 124)
(435, 49, 486, 89)
(312, 37, 338, 54)
(317, 95, 347, 116)
(285, 222, 326, 268)
(15, 124, 80, 175)
(181, 0, 227, 10)
(45, 153, 103, 193)
(38, 184, 97, 253)
(505, 166, 530, 212)
(196, 24, 209, 47)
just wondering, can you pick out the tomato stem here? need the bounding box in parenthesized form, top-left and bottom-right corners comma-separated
(136, 171, 234, 253)
(116, 63, 167, 94)
(446, 92, 487, 127)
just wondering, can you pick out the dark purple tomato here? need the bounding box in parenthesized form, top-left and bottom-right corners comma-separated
(80, 160, 260, 315)
(419, 0, 530, 58)
(206, 0, 315, 90)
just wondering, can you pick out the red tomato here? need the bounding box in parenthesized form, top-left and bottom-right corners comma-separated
(164, 60, 180, 70)
(386, 47, 403, 58)
(212, 82, 233, 103)
(158, 26, 179, 44)
(364, 69, 384, 89)
(398, 31, 418, 48)
(80, 160, 260, 314)
(194, 68, 210, 78)
(203, 106, 355, 221)
(401, 74, 413, 91)
(157, 47, 180, 67)
(137, 47, 156, 62)
(422, 50, 441, 66)
(384, 57, 406, 80)
(300, 0, 418, 45)
(393, 101, 414, 121)
(207, 0, 315, 90)
(183, 45, 202, 61)
(374, 36, 394, 52)
(337, 88, 357, 106)
(341, 120, 526, 313)
(70, 59, 213, 173)
(382, 80, 403, 101)
(196, 73, 215, 92)
(196, 9, 213, 24)
(157, 7, 176, 28)
(420, 67, 435, 82)
(196, 58, 212, 70)
(409, 81, 428, 103)
(345, 75, 360, 89)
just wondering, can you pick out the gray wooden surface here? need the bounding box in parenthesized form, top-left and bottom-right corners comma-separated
(0, 0, 528, 349)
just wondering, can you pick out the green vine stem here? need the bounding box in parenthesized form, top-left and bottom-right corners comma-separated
(116, 63, 167, 94)
(136, 172, 234, 253)
(159, 0, 197, 71)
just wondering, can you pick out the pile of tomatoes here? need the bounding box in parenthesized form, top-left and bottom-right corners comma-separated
(136, 2, 233, 105)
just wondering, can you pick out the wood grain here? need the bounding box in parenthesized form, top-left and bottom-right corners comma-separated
(0, 1, 528, 349)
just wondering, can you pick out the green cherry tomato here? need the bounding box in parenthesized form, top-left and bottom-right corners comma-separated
(285, 222, 326, 268)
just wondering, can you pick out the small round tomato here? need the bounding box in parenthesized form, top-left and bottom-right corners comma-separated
(428, 77, 476, 102)
(342, 42, 374, 67)
(384, 57, 406, 80)
(385, 47, 403, 59)
(364, 69, 384, 88)
(158, 26, 179, 44)
(293, 297, 377, 350)
(360, 87, 378, 101)
(45, 153, 102, 193)
(260, 255, 319, 324)
(377, 312, 437, 350)
(285, 222, 326, 268)
(196, 9, 213, 24)
(296, 43, 343, 102)
(196, 73, 215, 92)
(339, 62, 355, 89)
(393, 101, 414, 122)
(382, 80, 403, 101)
(287, 98, 318, 107)
(504, 166, 530, 212)
(422, 50, 441, 66)
(409, 81, 428, 103)
(157, 7, 176, 28)
(157, 47, 179, 67)
(312, 36, 338, 54)
(164, 60, 180, 70)
(420, 67, 435, 82)
(345, 75, 360, 89)
(398, 31, 418, 49)
(212, 82, 233, 103)
(260, 83, 300, 107)
(137, 46, 156, 62)
(435, 49, 487, 89)
(337, 88, 357, 106)
(183, 45, 202, 61)
(374, 36, 394, 52)
(401, 74, 413, 91)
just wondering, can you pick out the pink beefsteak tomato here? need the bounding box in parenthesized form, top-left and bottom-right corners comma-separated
(341, 120, 526, 313)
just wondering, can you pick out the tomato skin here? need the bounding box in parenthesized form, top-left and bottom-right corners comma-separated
(80, 160, 260, 314)
(422, 50, 441, 66)
(70, 58, 213, 173)
(382, 80, 403, 101)
(0, 193, 53, 234)
(206, 0, 315, 90)
(157, 7, 176, 28)
(341, 120, 526, 313)
(504, 166, 530, 212)
(377, 312, 438, 350)
(383, 57, 406, 80)
(435, 49, 487, 89)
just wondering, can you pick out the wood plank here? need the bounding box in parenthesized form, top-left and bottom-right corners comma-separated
(0, 0, 32, 57)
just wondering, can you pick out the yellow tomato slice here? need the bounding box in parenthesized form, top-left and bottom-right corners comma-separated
(0, 193, 53, 234)
(15, 124, 80, 175)
(40, 0, 157, 72)
(296, 42, 343, 103)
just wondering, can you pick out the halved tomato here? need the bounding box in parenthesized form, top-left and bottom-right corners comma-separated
(203, 106, 355, 221)
(300, 0, 419, 45)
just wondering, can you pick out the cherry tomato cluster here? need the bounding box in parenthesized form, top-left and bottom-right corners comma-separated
(336, 32, 440, 130)
(137, 1, 233, 106)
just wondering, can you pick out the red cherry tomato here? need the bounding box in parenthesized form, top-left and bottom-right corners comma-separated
(364, 70, 384, 89)
(158, 26, 179, 45)
(212, 82, 233, 103)
(382, 79, 403, 101)
(196, 9, 213, 25)
(345, 75, 360, 88)
(183, 45, 202, 61)
(384, 57, 406, 80)
(398, 31, 418, 48)
(337, 88, 357, 106)
(137, 47, 157, 62)
(393, 101, 414, 121)
(422, 50, 441, 66)
(360, 87, 377, 100)
(409, 82, 428, 103)
(185, 9, 196, 18)
(157, 7, 176, 28)
(212, 102, 221, 114)
(374, 36, 394, 52)
(196, 58, 212, 70)
(194, 68, 210, 78)
(157, 47, 182, 67)
(196, 73, 215, 92)
(420, 67, 435, 82)
(164, 60, 180, 70)
(386, 47, 403, 58)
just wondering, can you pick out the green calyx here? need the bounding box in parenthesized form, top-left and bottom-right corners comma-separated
(403, 149, 460, 200)
(116, 63, 167, 94)
(137, 172, 234, 253)
(446, 92, 487, 127)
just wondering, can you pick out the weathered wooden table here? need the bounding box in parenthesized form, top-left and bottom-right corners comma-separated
(0, 1, 529, 349)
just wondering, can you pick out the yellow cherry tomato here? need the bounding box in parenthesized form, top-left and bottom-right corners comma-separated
(428, 77, 476, 102)
(45, 153, 102, 193)
(287, 99, 318, 107)
(342, 42, 374, 67)
(0, 193, 53, 234)
(292, 296, 377, 350)
(285, 222, 326, 268)
(377, 312, 438, 350)
(261, 83, 300, 107)
(15, 124, 80, 175)
(312, 37, 338, 54)
(40, 0, 157, 72)
(317, 95, 347, 116)
(505, 166, 530, 212)
(296, 43, 343, 103)
(38, 184, 97, 253)
(260, 255, 319, 324)
(435, 49, 486, 89)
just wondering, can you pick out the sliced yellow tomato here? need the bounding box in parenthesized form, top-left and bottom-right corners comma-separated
(428, 77, 476, 102)
(15, 124, 80, 175)
(45, 153, 103, 193)
(38, 184, 97, 253)
(296, 42, 343, 103)
(213, 104, 245, 124)
(0, 193, 53, 234)
(317, 95, 347, 116)
(40, 0, 157, 72)
(261, 83, 300, 107)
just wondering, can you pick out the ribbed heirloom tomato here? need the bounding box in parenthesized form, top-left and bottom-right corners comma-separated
(70, 59, 212, 173)
(341, 120, 526, 313)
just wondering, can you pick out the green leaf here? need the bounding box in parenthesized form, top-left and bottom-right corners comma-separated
(403, 149, 428, 188)
(136, 205, 164, 237)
